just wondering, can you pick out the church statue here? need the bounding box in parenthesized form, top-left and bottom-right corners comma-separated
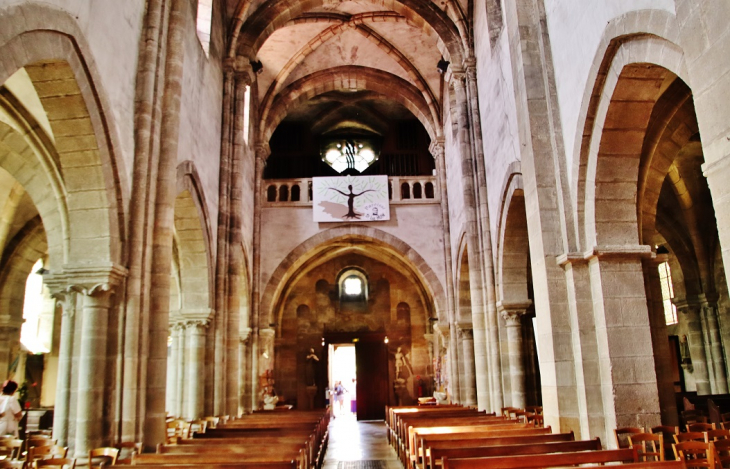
(305, 348, 319, 386)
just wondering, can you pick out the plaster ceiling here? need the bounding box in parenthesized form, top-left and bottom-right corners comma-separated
(225, 0, 458, 142)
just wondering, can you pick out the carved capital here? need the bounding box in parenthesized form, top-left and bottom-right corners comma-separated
(240, 327, 252, 344)
(255, 143, 271, 163)
(497, 300, 532, 326)
(185, 318, 210, 330)
(429, 139, 445, 160)
(457, 323, 473, 340)
(44, 264, 127, 298)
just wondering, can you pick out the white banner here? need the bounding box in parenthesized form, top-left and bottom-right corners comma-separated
(312, 175, 390, 222)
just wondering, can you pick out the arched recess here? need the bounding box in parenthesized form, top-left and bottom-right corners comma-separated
(259, 225, 446, 330)
(579, 36, 688, 248)
(261, 66, 438, 145)
(0, 5, 128, 270)
(496, 172, 530, 304)
(572, 8, 683, 250)
(174, 162, 214, 317)
(455, 236, 471, 323)
(229, 0, 465, 66)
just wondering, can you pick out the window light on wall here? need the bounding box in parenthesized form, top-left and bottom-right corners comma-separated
(658, 261, 678, 325)
(196, 0, 213, 56)
(343, 277, 363, 296)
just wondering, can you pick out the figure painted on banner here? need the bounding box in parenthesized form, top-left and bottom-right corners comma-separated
(328, 185, 374, 219)
(305, 348, 319, 386)
(0, 380, 22, 437)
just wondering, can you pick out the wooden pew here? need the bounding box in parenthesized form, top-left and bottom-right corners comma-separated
(134, 451, 304, 467)
(117, 463, 298, 469)
(390, 409, 485, 447)
(548, 463, 686, 469)
(426, 439, 601, 469)
(417, 432, 576, 469)
(401, 423, 552, 466)
(441, 447, 638, 469)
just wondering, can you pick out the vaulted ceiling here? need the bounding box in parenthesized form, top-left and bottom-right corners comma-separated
(223, 0, 470, 147)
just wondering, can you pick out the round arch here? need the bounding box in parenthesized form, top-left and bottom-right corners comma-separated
(174, 161, 214, 318)
(496, 172, 530, 304)
(259, 225, 446, 330)
(0, 4, 128, 270)
(577, 34, 688, 249)
(261, 65, 438, 145)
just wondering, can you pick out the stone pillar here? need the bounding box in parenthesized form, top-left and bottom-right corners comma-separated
(642, 256, 679, 426)
(452, 72, 491, 410)
(587, 247, 661, 431)
(52, 292, 77, 446)
(675, 296, 711, 395)
(448, 321, 461, 404)
(167, 322, 184, 417)
(185, 319, 208, 419)
(458, 324, 477, 406)
(702, 297, 728, 393)
(74, 285, 114, 455)
(239, 328, 251, 414)
(0, 324, 20, 381)
(498, 301, 531, 409)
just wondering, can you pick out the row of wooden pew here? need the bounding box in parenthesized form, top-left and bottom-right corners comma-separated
(116, 410, 330, 469)
(386, 405, 688, 469)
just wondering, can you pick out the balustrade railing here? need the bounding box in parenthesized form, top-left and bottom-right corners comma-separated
(262, 176, 439, 205)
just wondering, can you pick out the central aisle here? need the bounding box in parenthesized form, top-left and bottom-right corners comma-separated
(321, 413, 403, 469)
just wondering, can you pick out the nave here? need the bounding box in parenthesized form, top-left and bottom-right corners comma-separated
(322, 415, 401, 469)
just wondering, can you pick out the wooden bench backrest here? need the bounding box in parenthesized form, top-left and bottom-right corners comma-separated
(158, 438, 311, 454)
(116, 463, 298, 469)
(426, 439, 601, 469)
(135, 450, 302, 465)
(441, 447, 637, 469)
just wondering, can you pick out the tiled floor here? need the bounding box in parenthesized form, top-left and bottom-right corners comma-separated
(321, 412, 403, 469)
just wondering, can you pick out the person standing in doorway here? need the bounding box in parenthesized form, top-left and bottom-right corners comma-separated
(333, 381, 347, 417)
(0, 380, 22, 437)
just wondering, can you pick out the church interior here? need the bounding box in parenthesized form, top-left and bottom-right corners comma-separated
(0, 0, 730, 463)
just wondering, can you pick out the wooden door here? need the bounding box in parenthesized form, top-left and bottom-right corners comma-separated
(355, 340, 388, 420)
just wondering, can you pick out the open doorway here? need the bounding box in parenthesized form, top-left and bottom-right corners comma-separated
(329, 344, 356, 418)
(325, 333, 388, 421)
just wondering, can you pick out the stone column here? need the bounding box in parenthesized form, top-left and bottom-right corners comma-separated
(458, 324, 477, 406)
(52, 292, 77, 446)
(498, 301, 531, 409)
(452, 72, 491, 411)
(702, 296, 728, 393)
(239, 328, 251, 414)
(185, 319, 208, 420)
(74, 284, 114, 455)
(675, 296, 711, 394)
(449, 321, 461, 404)
(587, 247, 661, 431)
(166, 322, 184, 417)
(641, 256, 679, 426)
(0, 324, 20, 381)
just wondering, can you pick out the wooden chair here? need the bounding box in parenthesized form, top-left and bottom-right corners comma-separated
(653, 426, 679, 461)
(0, 461, 23, 469)
(629, 433, 664, 461)
(187, 420, 207, 436)
(614, 427, 645, 449)
(0, 438, 23, 460)
(165, 420, 186, 442)
(88, 447, 119, 469)
(682, 410, 709, 426)
(525, 406, 543, 415)
(687, 422, 716, 432)
(705, 429, 730, 442)
(675, 432, 707, 444)
(500, 407, 520, 418)
(713, 438, 730, 468)
(33, 458, 75, 469)
(115, 442, 142, 465)
(673, 440, 715, 468)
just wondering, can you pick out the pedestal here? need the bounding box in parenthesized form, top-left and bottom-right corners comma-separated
(306, 385, 318, 410)
(394, 379, 408, 406)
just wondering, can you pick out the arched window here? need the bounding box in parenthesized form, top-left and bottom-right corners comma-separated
(196, 0, 213, 56)
(279, 185, 289, 202)
(291, 184, 301, 202)
(658, 261, 677, 325)
(413, 182, 422, 199)
(21, 259, 54, 354)
(337, 268, 368, 305)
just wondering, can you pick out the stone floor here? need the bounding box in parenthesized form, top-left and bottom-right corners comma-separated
(321, 412, 403, 469)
